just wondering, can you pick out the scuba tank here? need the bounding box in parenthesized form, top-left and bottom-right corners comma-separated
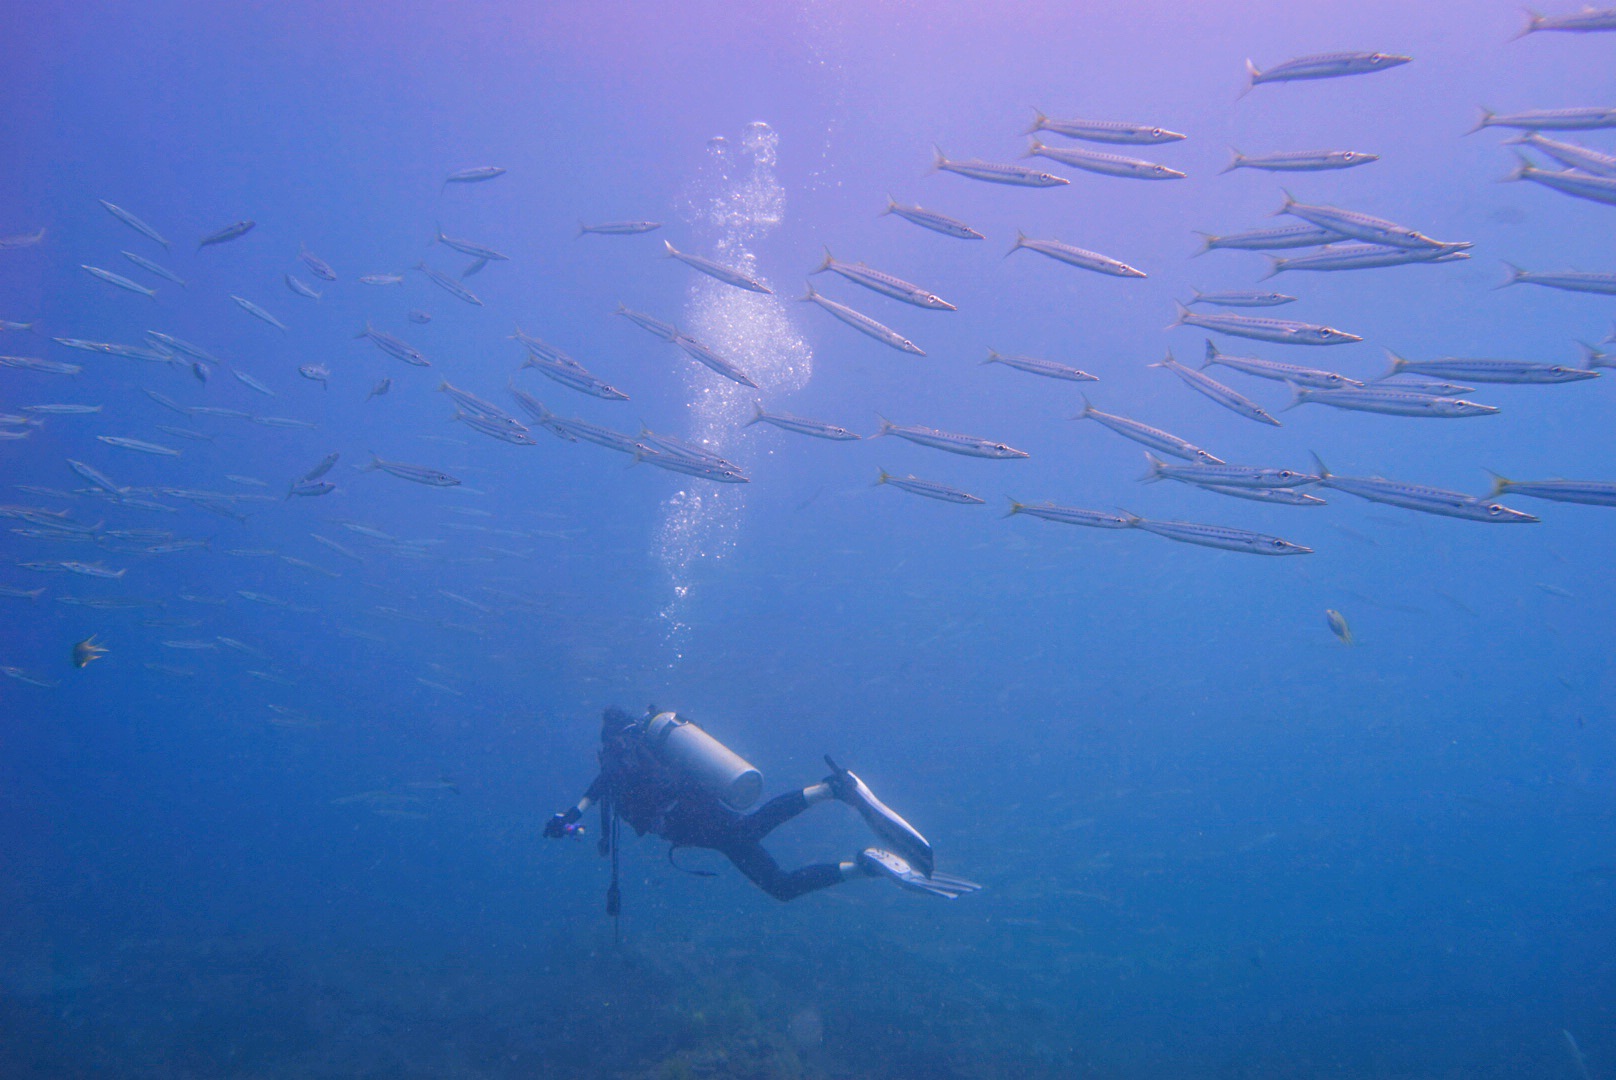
(644, 711, 762, 811)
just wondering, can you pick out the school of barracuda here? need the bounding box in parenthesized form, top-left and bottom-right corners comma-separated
(4, 18, 1616, 692)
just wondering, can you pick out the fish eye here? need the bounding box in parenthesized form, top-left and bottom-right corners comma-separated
(1487, 504, 1503, 516)
(1151, 128, 1163, 137)
(1278, 471, 1296, 480)
(1271, 539, 1286, 548)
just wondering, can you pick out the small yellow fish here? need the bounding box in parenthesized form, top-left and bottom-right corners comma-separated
(1325, 609, 1353, 645)
(73, 634, 108, 668)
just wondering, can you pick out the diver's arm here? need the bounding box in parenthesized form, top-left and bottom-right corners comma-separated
(545, 774, 604, 838)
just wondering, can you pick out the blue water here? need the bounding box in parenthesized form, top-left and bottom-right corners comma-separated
(2, 2, 1613, 1077)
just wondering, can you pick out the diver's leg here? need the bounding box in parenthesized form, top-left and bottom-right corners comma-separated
(738, 784, 835, 842)
(719, 839, 850, 902)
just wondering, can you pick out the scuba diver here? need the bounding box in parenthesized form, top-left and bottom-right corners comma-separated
(546, 707, 980, 908)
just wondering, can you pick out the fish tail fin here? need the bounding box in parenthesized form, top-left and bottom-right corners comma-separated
(1309, 452, 1331, 481)
(1509, 13, 1541, 41)
(1072, 393, 1094, 421)
(1578, 341, 1605, 369)
(1467, 108, 1496, 136)
(1166, 300, 1189, 329)
(1272, 187, 1296, 216)
(1139, 452, 1166, 483)
(797, 282, 817, 302)
(875, 469, 891, 486)
(880, 195, 895, 217)
(746, 400, 766, 426)
(575, 222, 589, 238)
(1190, 231, 1216, 258)
(362, 454, 381, 473)
(929, 145, 946, 174)
(982, 349, 1000, 366)
(1006, 230, 1027, 258)
(1201, 340, 1220, 369)
(1496, 261, 1525, 288)
(1238, 59, 1259, 100)
(1502, 152, 1533, 182)
(1023, 108, 1047, 136)
(1258, 256, 1283, 281)
(872, 415, 893, 437)
(1281, 379, 1307, 411)
(1218, 148, 1243, 175)
(811, 246, 834, 275)
(1484, 468, 1512, 498)
(1381, 348, 1407, 380)
(354, 320, 372, 339)
(1022, 137, 1043, 160)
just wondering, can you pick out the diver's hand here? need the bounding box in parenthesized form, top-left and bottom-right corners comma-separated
(544, 813, 570, 839)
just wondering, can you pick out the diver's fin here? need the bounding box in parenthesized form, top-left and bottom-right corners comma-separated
(825, 756, 933, 877)
(856, 849, 979, 899)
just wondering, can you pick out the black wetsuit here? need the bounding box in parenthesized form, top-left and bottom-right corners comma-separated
(561, 712, 845, 902)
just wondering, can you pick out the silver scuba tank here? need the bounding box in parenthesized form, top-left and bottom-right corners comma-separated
(644, 711, 763, 811)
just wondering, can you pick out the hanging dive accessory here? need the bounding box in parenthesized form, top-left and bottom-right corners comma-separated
(666, 845, 719, 877)
(600, 787, 621, 942)
(644, 711, 763, 811)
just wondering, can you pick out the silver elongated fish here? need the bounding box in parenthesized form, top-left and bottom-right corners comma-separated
(299, 244, 337, 280)
(1278, 192, 1449, 249)
(363, 455, 460, 486)
(746, 401, 861, 440)
(146, 332, 221, 365)
(407, 310, 431, 324)
(299, 364, 329, 388)
(23, 403, 101, 415)
(0, 228, 45, 249)
(435, 227, 508, 261)
(284, 273, 321, 300)
(60, 561, 126, 579)
(1072, 396, 1224, 463)
(1515, 8, 1616, 36)
(1378, 376, 1478, 396)
(0, 355, 80, 374)
(456, 410, 536, 445)
(1243, 52, 1411, 93)
(444, 166, 505, 187)
(1008, 232, 1146, 278)
(67, 459, 125, 496)
(1024, 110, 1185, 145)
(141, 389, 190, 415)
(122, 251, 185, 286)
(1189, 289, 1296, 308)
(53, 338, 165, 362)
(811, 249, 956, 308)
(357, 321, 430, 366)
(798, 284, 925, 354)
(509, 393, 648, 454)
(252, 415, 316, 429)
(197, 220, 255, 248)
(1286, 381, 1499, 417)
(99, 200, 168, 247)
(614, 304, 680, 342)
(1488, 473, 1616, 506)
(191, 405, 253, 419)
(415, 261, 483, 305)
(636, 427, 736, 468)
(1263, 243, 1469, 277)
(1, 319, 33, 331)
(578, 220, 661, 235)
(663, 240, 772, 294)
(1506, 155, 1616, 204)
(1202, 341, 1363, 389)
(881, 197, 984, 240)
(1184, 482, 1327, 506)
(634, 448, 749, 483)
(1221, 148, 1377, 173)
(523, 352, 629, 400)
(438, 380, 518, 423)
(983, 350, 1096, 382)
(510, 328, 581, 367)
(1194, 223, 1347, 255)
(97, 435, 180, 456)
(1499, 263, 1616, 295)
(81, 264, 155, 298)
(876, 470, 984, 504)
(1311, 454, 1537, 522)
(1470, 107, 1616, 133)
(1005, 500, 1134, 528)
(1142, 452, 1318, 489)
(1152, 351, 1281, 426)
(1122, 512, 1313, 555)
(1383, 349, 1597, 384)
(359, 273, 403, 285)
(931, 146, 1068, 187)
(1025, 139, 1185, 180)
(1504, 132, 1616, 176)
(874, 417, 1028, 459)
(1169, 302, 1362, 346)
(230, 295, 287, 332)
(672, 333, 759, 388)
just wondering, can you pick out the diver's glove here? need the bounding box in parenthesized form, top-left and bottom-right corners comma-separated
(544, 812, 572, 839)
